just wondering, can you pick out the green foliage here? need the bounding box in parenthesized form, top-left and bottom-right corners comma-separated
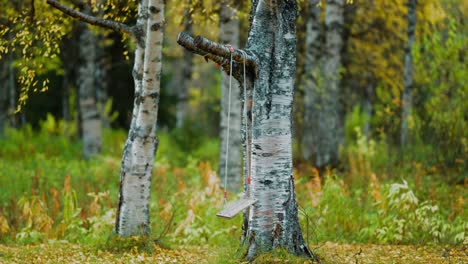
(361, 180, 466, 245)
(414, 19, 467, 168)
(0, 117, 465, 262)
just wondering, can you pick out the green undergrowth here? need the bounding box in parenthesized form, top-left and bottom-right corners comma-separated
(0, 116, 466, 261)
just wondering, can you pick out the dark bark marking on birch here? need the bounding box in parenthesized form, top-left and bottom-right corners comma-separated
(151, 23, 162, 31)
(149, 6, 161, 14)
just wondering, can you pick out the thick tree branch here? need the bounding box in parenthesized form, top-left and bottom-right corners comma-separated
(177, 31, 257, 69)
(195, 35, 256, 68)
(177, 32, 227, 65)
(46, 0, 142, 45)
(177, 31, 257, 81)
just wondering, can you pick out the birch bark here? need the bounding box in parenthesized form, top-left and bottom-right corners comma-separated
(244, 1, 311, 259)
(302, 0, 322, 162)
(176, 1, 193, 128)
(177, 0, 315, 260)
(314, 0, 344, 168)
(115, 0, 164, 237)
(219, 0, 242, 192)
(401, 0, 416, 147)
(78, 20, 102, 159)
(47, 0, 165, 237)
(177, 0, 315, 259)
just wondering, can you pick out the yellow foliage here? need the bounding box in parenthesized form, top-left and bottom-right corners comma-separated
(0, 213, 10, 235)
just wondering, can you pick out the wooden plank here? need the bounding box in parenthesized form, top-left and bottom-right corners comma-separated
(216, 197, 257, 219)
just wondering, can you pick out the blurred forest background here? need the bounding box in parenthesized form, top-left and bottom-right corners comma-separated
(0, 0, 466, 263)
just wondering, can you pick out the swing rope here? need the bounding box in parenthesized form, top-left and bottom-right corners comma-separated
(223, 45, 235, 203)
(222, 45, 250, 203)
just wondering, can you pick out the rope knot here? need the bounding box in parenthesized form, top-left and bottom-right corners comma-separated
(226, 44, 235, 53)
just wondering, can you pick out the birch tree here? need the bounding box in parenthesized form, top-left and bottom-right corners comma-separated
(303, 0, 344, 168)
(302, 0, 323, 162)
(78, 17, 102, 159)
(47, 0, 165, 237)
(178, 0, 317, 260)
(219, 0, 242, 192)
(318, 0, 345, 168)
(401, 0, 416, 147)
(176, 1, 193, 128)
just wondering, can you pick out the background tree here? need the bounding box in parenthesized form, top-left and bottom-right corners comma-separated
(47, 0, 165, 237)
(175, 0, 194, 128)
(0, 56, 8, 136)
(302, 0, 323, 163)
(218, 0, 242, 192)
(400, 0, 416, 147)
(77, 6, 102, 159)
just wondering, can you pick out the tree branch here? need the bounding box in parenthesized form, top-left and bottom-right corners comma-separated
(46, 0, 141, 44)
(177, 31, 257, 69)
(177, 32, 227, 65)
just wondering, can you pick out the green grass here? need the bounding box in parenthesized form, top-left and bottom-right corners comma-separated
(0, 119, 466, 262)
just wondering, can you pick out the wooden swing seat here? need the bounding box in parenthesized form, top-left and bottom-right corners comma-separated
(216, 196, 257, 219)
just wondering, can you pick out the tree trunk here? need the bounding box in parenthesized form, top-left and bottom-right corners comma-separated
(363, 80, 374, 138)
(0, 56, 8, 136)
(46, 0, 165, 239)
(8, 54, 17, 128)
(401, 0, 416, 147)
(302, 0, 322, 162)
(314, 0, 345, 168)
(96, 41, 111, 128)
(178, 0, 315, 260)
(78, 21, 102, 159)
(244, 1, 312, 259)
(176, 2, 193, 128)
(115, 0, 164, 237)
(219, 0, 242, 192)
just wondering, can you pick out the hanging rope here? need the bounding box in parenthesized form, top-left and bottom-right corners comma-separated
(223, 45, 235, 203)
(239, 50, 252, 194)
(222, 46, 252, 203)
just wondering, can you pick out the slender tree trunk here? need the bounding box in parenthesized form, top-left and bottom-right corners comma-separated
(0, 56, 8, 136)
(47, 0, 165, 238)
(96, 42, 111, 127)
(176, 2, 193, 128)
(363, 80, 374, 138)
(8, 54, 17, 128)
(401, 0, 416, 147)
(62, 67, 71, 121)
(302, 0, 322, 162)
(313, 0, 344, 168)
(96, 0, 111, 128)
(219, 0, 242, 192)
(78, 21, 102, 159)
(115, 0, 164, 237)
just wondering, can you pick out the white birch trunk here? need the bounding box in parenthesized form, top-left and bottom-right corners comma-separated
(313, 0, 344, 168)
(78, 21, 102, 159)
(302, 0, 322, 162)
(244, 0, 312, 259)
(401, 0, 416, 147)
(219, 0, 242, 192)
(177, 0, 314, 259)
(115, 0, 164, 237)
(176, 2, 193, 128)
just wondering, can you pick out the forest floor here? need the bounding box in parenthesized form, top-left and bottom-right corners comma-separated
(0, 242, 466, 264)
